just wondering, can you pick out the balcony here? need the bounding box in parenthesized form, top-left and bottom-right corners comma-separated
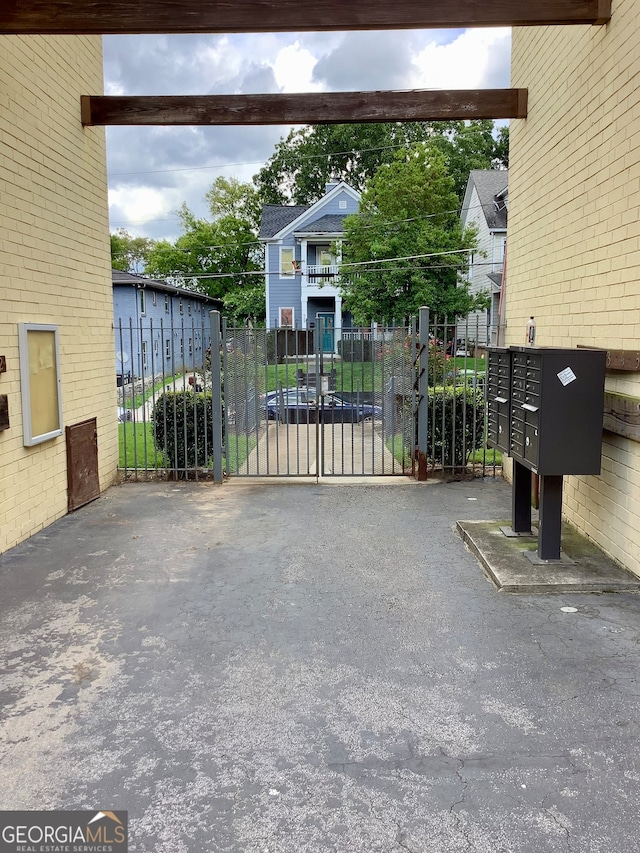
(302, 264, 340, 295)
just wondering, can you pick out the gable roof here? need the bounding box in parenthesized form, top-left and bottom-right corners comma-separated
(259, 204, 311, 238)
(259, 180, 360, 240)
(464, 169, 509, 231)
(294, 213, 349, 235)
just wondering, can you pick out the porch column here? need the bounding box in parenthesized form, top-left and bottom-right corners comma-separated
(334, 294, 342, 352)
(300, 238, 308, 329)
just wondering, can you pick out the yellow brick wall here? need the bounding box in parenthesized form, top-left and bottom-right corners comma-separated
(0, 35, 118, 553)
(510, 1, 640, 576)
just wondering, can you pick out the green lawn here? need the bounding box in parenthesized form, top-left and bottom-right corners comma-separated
(385, 434, 414, 469)
(119, 422, 164, 469)
(468, 446, 502, 466)
(224, 434, 257, 473)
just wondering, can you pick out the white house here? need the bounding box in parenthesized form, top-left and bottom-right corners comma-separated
(259, 180, 360, 353)
(459, 169, 508, 346)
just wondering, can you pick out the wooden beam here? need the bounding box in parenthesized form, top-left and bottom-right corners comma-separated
(578, 345, 640, 371)
(603, 392, 640, 443)
(1, 0, 611, 35)
(81, 89, 528, 127)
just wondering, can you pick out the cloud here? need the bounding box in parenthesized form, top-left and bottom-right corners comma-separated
(312, 31, 417, 90)
(412, 28, 511, 89)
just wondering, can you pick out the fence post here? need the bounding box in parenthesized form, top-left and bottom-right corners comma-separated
(417, 306, 430, 480)
(210, 310, 224, 484)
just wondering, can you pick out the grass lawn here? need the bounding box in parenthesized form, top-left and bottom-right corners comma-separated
(119, 422, 164, 469)
(468, 446, 503, 466)
(224, 434, 257, 473)
(385, 434, 414, 469)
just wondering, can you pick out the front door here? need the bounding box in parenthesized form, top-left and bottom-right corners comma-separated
(317, 313, 334, 353)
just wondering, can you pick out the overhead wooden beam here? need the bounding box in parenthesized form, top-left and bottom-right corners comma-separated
(81, 89, 528, 126)
(1, 0, 611, 35)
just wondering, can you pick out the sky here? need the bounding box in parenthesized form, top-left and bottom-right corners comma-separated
(103, 27, 511, 243)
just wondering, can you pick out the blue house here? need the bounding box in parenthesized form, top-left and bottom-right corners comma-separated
(259, 180, 360, 352)
(112, 270, 222, 382)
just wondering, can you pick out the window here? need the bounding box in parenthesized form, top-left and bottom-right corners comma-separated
(179, 297, 184, 315)
(139, 289, 146, 315)
(319, 248, 334, 267)
(339, 200, 347, 209)
(280, 247, 294, 277)
(152, 291, 157, 306)
(188, 337, 193, 356)
(180, 339, 184, 358)
(142, 341, 148, 370)
(154, 339, 159, 357)
(279, 307, 294, 328)
(188, 302, 192, 315)
(165, 339, 171, 359)
(165, 294, 170, 313)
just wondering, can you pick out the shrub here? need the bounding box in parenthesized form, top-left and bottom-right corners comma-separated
(426, 386, 485, 468)
(152, 390, 216, 472)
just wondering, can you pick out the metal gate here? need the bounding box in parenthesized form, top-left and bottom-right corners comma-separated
(222, 322, 417, 477)
(115, 310, 500, 483)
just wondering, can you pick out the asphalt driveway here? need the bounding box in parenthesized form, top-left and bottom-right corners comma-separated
(1, 478, 639, 852)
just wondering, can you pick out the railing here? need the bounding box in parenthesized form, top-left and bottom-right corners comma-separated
(305, 264, 339, 285)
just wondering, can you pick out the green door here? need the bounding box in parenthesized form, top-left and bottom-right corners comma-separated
(317, 313, 334, 353)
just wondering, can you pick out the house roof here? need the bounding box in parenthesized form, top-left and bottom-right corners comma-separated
(111, 269, 222, 306)
(259, 181, 360, 240)
(466, 169, 509, 230)
(293, 213, 349, 235)
(259, 204, 311, 238)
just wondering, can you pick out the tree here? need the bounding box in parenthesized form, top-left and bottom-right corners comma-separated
(339, 145, 487, 323)
(144, 179, 265, 323)
(110, 228, 155, 272)
(255, 121, 508, 205)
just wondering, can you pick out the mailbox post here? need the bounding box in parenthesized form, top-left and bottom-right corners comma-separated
(487, 346, 606, 562)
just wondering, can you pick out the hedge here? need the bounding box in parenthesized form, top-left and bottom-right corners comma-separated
(425, 386, 485, 468)
(152, 390, 215, 471)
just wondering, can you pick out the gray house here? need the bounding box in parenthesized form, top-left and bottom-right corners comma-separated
(112, 270, 222, 383)
(259, 180, 360, 352)
(459, 169, 508, 347)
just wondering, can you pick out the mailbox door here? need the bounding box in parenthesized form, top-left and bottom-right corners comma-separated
(487, 348, 511, 454)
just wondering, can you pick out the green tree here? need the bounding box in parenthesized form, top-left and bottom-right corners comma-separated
(339, 145, 486, 323)
(144, 179, 265, 323)
(110, 228, 155, 272)
(255, 121, 508, 205)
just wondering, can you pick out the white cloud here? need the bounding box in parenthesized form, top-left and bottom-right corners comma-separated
(272, 41, 323, 92)
(412, 28, 511, 89)
(108, 186, 174, 232)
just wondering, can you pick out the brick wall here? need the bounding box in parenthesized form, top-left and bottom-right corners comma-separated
(0, 35, 118, 552)
(510, 2, 640, 576)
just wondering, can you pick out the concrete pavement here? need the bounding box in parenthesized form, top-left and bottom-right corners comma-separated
(1, 478, 640, 852)
(240, 420, 400, 476)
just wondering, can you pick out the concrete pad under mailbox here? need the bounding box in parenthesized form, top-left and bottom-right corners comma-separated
(457, 519, 640, 593)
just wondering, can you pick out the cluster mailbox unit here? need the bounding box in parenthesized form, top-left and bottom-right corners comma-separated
(487, 346, 606, 561)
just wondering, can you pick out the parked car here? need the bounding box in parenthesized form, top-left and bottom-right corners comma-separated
(265, 389, 382, 424)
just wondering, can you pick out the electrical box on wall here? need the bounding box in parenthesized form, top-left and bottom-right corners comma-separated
(0, 394, 9, 430)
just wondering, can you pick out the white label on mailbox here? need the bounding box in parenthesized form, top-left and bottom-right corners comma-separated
(557, 366, 577, 386)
